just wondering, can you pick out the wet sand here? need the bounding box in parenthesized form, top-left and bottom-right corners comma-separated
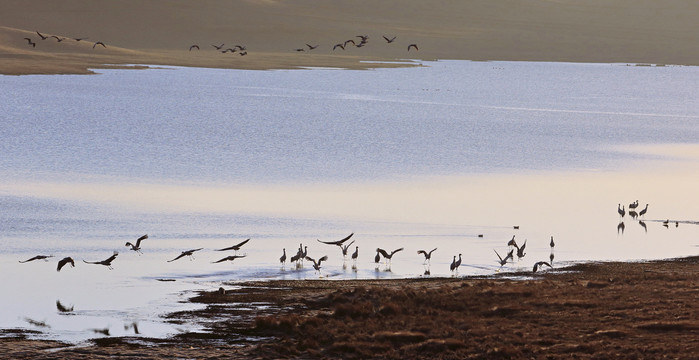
(2, 256, 697, 359)
(2, 0, 699, 75)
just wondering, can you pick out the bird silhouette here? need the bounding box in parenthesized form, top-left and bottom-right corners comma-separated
(629, 200, 639, 210)
(377, 248, 404, 264)
(93, 41, 106, 49)
(344, 39, 356, 47)
(374, 249, 381, 265)
(239, 51, 248, 56)
(317, 233, 354, 246)
(217, 238, 250, 253)
(125, 234, 147, 254)
(72, 37, 88, 41)
(56, 300, 74, 312)
(57, 257, 75, 272)
(36, 31, 48, 40)
(189, 44, 200, 51)
(333, 43, 345, 50)
(417, 248, 437, 264)
(515, 240, 526, 260)
(306, 255, 328, 273)
(450, 255, 457, 272)
(306, 43, 319, 50)
(234, 45, 246, 51)
(533, 261, 552, 273)
(211, 43, 224, 50)
(351, 246, 359, 264)
(549, 236, 555, 248)
(50, 35, 65, 42)
(212, 254, 246, 264)
(382, 35, 397, 43)
(617, 204, 625, 219)
(639, 220, 647, 232)
(23, 37, 36, 47)
(408, 44, 419, 51)
(638, 204, 648, 218)
(507, 235, 517, 248)
(340, 240, 355, 258)
(280, 248, 287, 266)
(19, 255, 53, 263)
(295, 48, 305, 52)
(83, 252, 118, 269)
(168, 248, 203, 262)
(617, 221, 626, 234)
(494, 249, 513, 267)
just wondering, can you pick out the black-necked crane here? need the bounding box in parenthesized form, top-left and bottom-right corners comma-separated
(167, 248, 203, 262)
(280, 248, 287, 267)
(93, 41, 106, 49)
(23, 37, 36, 48)
(19, 255, 53, 263)
(549, 236, 555, 248)
(189, 44, 200, 51)
(515, 240, 526, 260)
(417, 248, 437, 264)
(340, 240, 355, 258)
(638, 204, 648, 218)
(333, 43, 345, 51)
(217, 238, 250, 253)
(351, 246, 359, 267)
(36, 31, 48, 40)
(306, 44, 319, 50)
(629, 200, 639, 210)
(382, 35, 396, 43)
(377, 248, 403, 265)
(211, 43, 224, 50)
(57, 257, 75, 272)
(306, 255, 328, 273)
(125, 234, 147, 254)
(212, 255, 246, 264)
(317, 233, 354, 246)
(617, 204, 625, 219)
(83, 252, 118, 269)
(494, 249, 512, 267)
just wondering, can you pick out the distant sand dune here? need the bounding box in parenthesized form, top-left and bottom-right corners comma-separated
(1, 0, 698, 75)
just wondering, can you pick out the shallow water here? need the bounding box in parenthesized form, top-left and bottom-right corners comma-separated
(1, 61, 698, 342)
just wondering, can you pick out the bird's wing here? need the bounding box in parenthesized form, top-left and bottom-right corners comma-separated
(377, 248, 389, 258)
(235, 238, 250, 248)
(318, 255, 328, 265)
(168, 253, 185, 262)
(136, 234, 148, 244)
(494, 250, 503, 262)
(417, 250, 427, 256)
(391, 248, 405, 256)
(212, 257, 230, 263)
(429, 248, 437, 255)
(104, 253, 118, 262)
(83, 260, 98, 265)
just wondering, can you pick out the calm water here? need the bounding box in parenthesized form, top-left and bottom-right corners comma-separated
(1, 61, 698, 343)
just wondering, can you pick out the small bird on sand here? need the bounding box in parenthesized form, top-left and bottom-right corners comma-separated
(19, 255, 53, 263)
(168, 248, 203, 262)
(83, 252, 118, 269)
(57, 257, 75, 272)
(125, 234, 148, 254)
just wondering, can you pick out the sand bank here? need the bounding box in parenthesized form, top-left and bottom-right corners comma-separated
(2, 0, 699, 75)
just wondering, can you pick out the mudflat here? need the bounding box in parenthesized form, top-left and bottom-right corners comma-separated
(2, 256, 697, 359)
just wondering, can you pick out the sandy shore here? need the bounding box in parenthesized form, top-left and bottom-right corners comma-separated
(2, 0, 699, 75)
(2, 256, 697, 359)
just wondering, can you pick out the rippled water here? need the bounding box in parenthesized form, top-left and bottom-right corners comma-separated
(1, 61, 698, 342)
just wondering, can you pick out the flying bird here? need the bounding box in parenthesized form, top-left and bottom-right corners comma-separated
(57, 257, 75, 272)
(533, 261, 552, 273)
(382, 35, 397, 43)
(36, 31, 48, 40)
(239, 51, 248, 56)
(376, 248, 404, 264)
(305, 255, 328, 273)
(23, 37, 36, 48)
(408, 44, 418, 51)
(494, 249, 513, 267)
(340, 240, 356, 258)
(333, 43, 345, 50)
(515, 240, 527, 260)
(212, 254, 247, 264)
(317, 233, 354, 246)
(189, 44, 200, 51)
(93, 41, 106, 49)
(306, 43, 319, 50)
(56, 300, 74, 313)
(417, 248, 437, 264)
(73, 37, 88, 41)
(167, 248, 203, 262)
(211, 43, 224, 50)
(344, 39, 356, 47)
(216, 238, 250, 253)
(83, 252, 118, 269)
(19, 255, 53, 263)
(51, 35, 65, 42)
(125, 234, 148, 254)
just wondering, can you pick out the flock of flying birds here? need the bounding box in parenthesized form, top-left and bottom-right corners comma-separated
(23, 31, 106, 49)
(19, 231, 557, 276)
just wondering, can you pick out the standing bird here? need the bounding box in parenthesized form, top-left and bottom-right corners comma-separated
(351, 246, 359, 265)
(374, 249, 381, 265)
(417, 248, 437, 264)
(377, 248, 404, 265)
(449, 255, 457, 273)
(56, 300, 74, 312)
(93, 41, 106, 49)
(306, 255, 328, 273)
(629, 200, 639, 210)
(189, 44, 200, 51)
(57, 257, 75, 272)
(212, 255, 246, 264)
(382, 35, 397, 43)
(216, 238, 250, 253)
(638, 204, 648, 218)
(617, 204, 625, 219)
(211, 43, 224, 50)
(280, 248, 287, 267)
(167, 248, 203, 262)
(407, 44, 419, 51)
(83, 252, 118, 270)
(19, 255, 53, 263)
(533, 261, 552, 273)
(549, 236, 555, 248)
(125, 234, 147, 254)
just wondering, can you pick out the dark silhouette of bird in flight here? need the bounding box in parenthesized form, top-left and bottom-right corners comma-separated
(306, 43, 319, 50)
(533, 261, 552, 273)
(344, 39, 356, 47)
(295, 48, 305, 52)
(234, 45, 246, 51)
(168, 248, 203, 262)
(56, 300, 74, 313)
(507, 235, 517, 248)
(239, 51, 248, 56)
(36, 31, 48, 40)
(638, 204, 648, 218)
(211, 43, 224, 50)
(93, 41, 106, 49)
(280, 248, 287, 266)
(19, 255, 53, 263)
(51, 35, 65, 42)
(408, 44, 418, 51)
(221, 48, 236, 53)
(125, 234, 147, 254)
(217, 238, 250, 253)
(84, 252, 118, 269)
(333, 43, 345, 50)
(351, 246, 358, 263)
(383, 35, 397, 43)
(417, 248, 437, 264)
(515, 240, 526, 260)
(189, 44, 200, 51)
(377, 248, 404, 264)
(305, 255, 328, 273)
(212, 254, 246, 264)
(23, 37, 36, 48)
(494, 249, 513, 267)
(340, 240, 355, 258)
(73, 37, 88, 41)
(57, 257, 75, 272)
(317, 233, 354, 246)
(549, 236, 555, 248)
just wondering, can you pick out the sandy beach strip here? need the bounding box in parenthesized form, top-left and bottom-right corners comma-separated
(2, 0, 699, 75)
(2, 256, 697, 359)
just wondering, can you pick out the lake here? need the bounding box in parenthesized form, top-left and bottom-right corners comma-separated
(1, 60, 698, 342)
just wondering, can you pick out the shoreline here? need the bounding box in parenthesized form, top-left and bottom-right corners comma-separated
(3, 255, 697, 358)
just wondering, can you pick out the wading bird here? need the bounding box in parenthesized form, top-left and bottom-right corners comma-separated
(629, 200, 639, 210)
(417, 248, 437, 264)
(167, 248, 203, 262)
(83, 252, 118, 269)
(533, 261, 552, 273)
(617, 204, 625, 219)
(57, 257, 75, 272)
(638, 204, 648, 218)
(374, 249, 381, 265)
(212, 254, 246, 264)
(340, 240, 355, 258)
(19, 255, 53, 263)
(217, 238, 250, 253)
(450, 255, 457, 273)
(377, 248, 404, 265)
(280, 248, 287, 266)
(550, 236, 555, 248)
(306, 255, 328, 273)
(125, 234, 147, 254)
(408, 44, 418, 51)
(351, 246, 358, 265)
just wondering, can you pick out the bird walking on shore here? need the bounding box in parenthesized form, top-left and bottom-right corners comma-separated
(168, 248, 203, 262)
(417, 248, 437, 264)
(217, 238, 250, 253)
(125, 234, 147, 254)
(57, 257, 75, 272)
(212, 255, 246, 264)
(19, 255, 53, 263)
(83, 252, 118, 270)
